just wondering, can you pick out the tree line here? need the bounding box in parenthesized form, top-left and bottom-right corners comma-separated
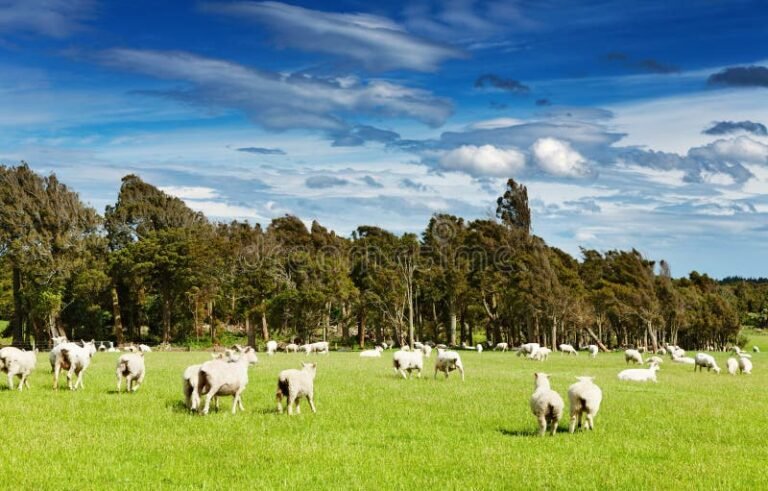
(1, 163, 765, 351)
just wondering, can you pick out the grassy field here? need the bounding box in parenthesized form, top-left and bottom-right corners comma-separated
(1, 335, 767, 489)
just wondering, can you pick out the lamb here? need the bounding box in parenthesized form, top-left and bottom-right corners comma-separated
(529, 373, 564, 436)
(694, 353, 721, 374)
(559, 344, 578, 356)
(0, 347, 37, 391)
(739, 355, 753, 375)
(116, 352, 146, 392)
(360, 347, 383, 358)
(421, 345, 432, 358)
(517, 343, 540, 357)
(413, 342, 424, 351)
(266, 340, 278, 356)
(49, 340, 97, 390)
(139, 344, 152, 353)
(567, 376, 602, 433)
(624, 349, 643, 365)
(434, 348, 465, 381)
(51, 336, 67, 347)
(392, 349, 423, 379)
(276, 362, 318, 415)
(671, 356, 695, 365)
(656, 347, 667, 356)
(531, 347, 551, 361)
(195, 346, 259, 415)
(617, 364, 660, 382)
(646, 356, 664, 365)
(726, 357, 739, 375)
(305, 341, 329, 355)
(729, 346, 742, 354)
(285, 343, 299, 353)
(476, 344, 483, 354)
(670, 348, 686, 359)
(107, 341, 119, 353)
(587, 345, 599, 358)
(495, 342, 509, 352)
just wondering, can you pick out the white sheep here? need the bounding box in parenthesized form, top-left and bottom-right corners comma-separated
(421, 345, 432, 358)
(183, 351, 238, 411)
(587, 345, 599, 358)
(656, 347, 667, 355)
(517, 342, 540, 357)
(671, 356, 695, 365)
(739, 355, 753, 375)
(51, 336, 67, 347)
(305, 341, 329, 355)
(624, 349, 643, 365)
(753, 346, 760, 353)
(434, 348, 465, 381)
(618, 364, 660, 382)
(0, 347, 37, 391)
(139, 344, 152, 353)
(646, 356, 664, 365)
(730, 346, 742, 354)
(726, 357, 739, 375)
(531, 347, 551, 361)
(359, 347, 383, 358)
(671, 348, 685, 359)
(559, 344, 578, 356)
(694, 353, 721, 374)
(392, 349, 423, 379)
(285, 343, 299, 353)
(196, 346, 258, 415)
(529, 372, 564, 436)
(265, 340, 278, 356)
(116, 352, 146, 392)
(476, 344, 483, 353)
(495, 342, 509, 352)
(107, 341, 119, 353)
(276, 362, 318, 415)
(50, 340, 97, 390)
(567, 376, 602, 433)
(413, 342, 424, 351)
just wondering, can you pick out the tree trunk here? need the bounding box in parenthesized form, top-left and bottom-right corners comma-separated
(111, 285, 123, 344)
(407, 286, 414, 350)
(341, 303, 349, 339)
(246, 316, 255, 348)
(647, 320, 658, 353)
(449, 312, 457, 346)
(11, 266, 24, 345)
(551, 315, 557, 351)
(162, 292, 172, 344)
(261, 310, 269, 342)
(585, 326, 609, 352)
(358, 309, 366, 348)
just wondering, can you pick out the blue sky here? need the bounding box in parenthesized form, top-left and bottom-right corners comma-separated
(2, 0, 768, 278)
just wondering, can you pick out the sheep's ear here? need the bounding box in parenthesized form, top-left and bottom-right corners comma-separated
(311, 363, 317, 368)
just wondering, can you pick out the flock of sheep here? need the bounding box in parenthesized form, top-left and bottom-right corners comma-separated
(0, 336, 759, 434)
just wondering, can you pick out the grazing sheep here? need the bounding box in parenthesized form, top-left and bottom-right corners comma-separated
(285, 343, 299, 353)
(139, 344, 152, 353)
(587, 345, 599, 358)
(266, 340, 278, 356)
(529, 373, 564, 436)
(726, 357, 739, 375)
(195, 346, 258, 415)
(413, 342, 424, 351)
(305, 341, 330, 355)
(624, 349, 643, 365)
(0, 347, 37, 391)
(421, 345, 433, 358)
(656, 347, 667, 356)
(671, 348, 686, 359)
(531, 347, 551, 361)
(567, 376, 602, 433)
(753, 346, 760, 353)
(50, 340, 97, 390)
(434, 349, 465, 381)
(495, 342, 509, 352)
(730, 346, 742, 354)
(116, 352, 146, 392)
(694, 353, 721, 374)
(646, 356, 664, 365)
(476, 344, 483, 354)
(517, 343, 540, 357)
(671, 356, 696, 365)
(739, 355, 753, 375)
(392, 349, 423, 379)
(618, 364, 660, 382)
(559, 344, 578, 356)
(276, 362, 318, 415)
(360, 347, 383, 358)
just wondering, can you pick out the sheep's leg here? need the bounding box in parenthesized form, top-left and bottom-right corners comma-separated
(459, 366, 465, 382)
(53, 364, 60, 390)
(126, 375, 134, 392)
(550, 416, 559, 436)
(276, 390, 284, 413)
(202, 385, 220, 415)
(133, 374, 143, 392)
(116, 373, 122, 393)
(568, 414, 577, 434)
(307, 393, 316, 413)
(416, 368, 421, 379)
(294, 395, 302, 415)
(215, 396, 220, 411)
(537, 416, 547, 436)
(398, 368, 407, 379)
(75, 369, 85, 390)
(7, 373, 13, 390)
(233, 388, 245, 413)
(287, 395, 295, 416)
(67, 367, 75, 390)
(434, 367, 438, 380)
(22, 374, 30, 390)
(586, 414, 595, 430)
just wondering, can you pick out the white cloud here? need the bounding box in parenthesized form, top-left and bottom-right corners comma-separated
(530, 137, 589, 177)
(159, 186, 219, 200)
(182, 200, 266, 221)
(467, 117, 524, 130)
(439, 144, 526, 177)
(690, 136, 768, 164)
(203, 1, 463, 72)
(0, 0, 93, 38)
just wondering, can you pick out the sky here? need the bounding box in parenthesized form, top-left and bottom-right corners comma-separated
(1, 0, 768, 278)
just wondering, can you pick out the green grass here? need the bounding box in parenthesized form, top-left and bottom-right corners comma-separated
(1, 342, 767, 490)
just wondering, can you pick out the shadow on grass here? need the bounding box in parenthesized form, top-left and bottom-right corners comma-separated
(498, 427, 571, 437)
(166, 399, 194, 414)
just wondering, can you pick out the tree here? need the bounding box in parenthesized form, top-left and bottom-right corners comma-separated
(496, 178, 531, 233)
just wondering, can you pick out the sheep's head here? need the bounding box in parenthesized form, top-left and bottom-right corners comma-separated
(712, 366, 721, 374)
(301, 362, 318, 377)
(84, 340, 97, 357)
(241, 347, 258, 365)
(534, 372, 551, 388)
(575, 376, 594, 383)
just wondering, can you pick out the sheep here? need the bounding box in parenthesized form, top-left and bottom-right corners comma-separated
(476, 344, 483, 354)
(646, 356, 664, 365)
(413, 342, 424, 351)
(618, 364, 660, 382)
(739, 355, 753, 375)
(726, 357, 739, 375)
(567, 376, 602, 433)
(305, 341, 329, 355)
(529, 373, 564, 436)
(51, 336, 67, 347)
(671, 348, 685, 359)
(694, 353, 721, 374)
(285, 343, 299, 353)
(517, 343, 540, 357)
(559, 344, 578, 356)
(729, 346, 742, 354)
(265, 340, 278, 356)
(196, 346, 259, 415)
(434, 348, 465, 381)
(116, 352, 146, 392)
(495, 342, 509, 352)
(139, 344, 152, 353)
(671, 356, 695, 365)
(50, 340, 97, 390)
(276, 362, 318, 415)
(624, 349, 643, 365)
(531, 347, 551, 361)
(0, 347, 37, 391)
(183, 351, 237, 411)
(107, 341, 119, 353)
(753, 346, 760, 353)
(656, 347, 667, 356)
(421, 345, 432, 358)
(98, 342, 107, 352)
(392, 349, 423, 379)
(360, 347, 383, 358)
(587, 345, 599, 358)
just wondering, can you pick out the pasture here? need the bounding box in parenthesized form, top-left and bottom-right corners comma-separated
(1, 336, 767, 489)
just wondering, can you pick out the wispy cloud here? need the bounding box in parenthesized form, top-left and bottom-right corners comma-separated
(703, 120, 767, 136)
(236, 146, 286, 155)
(203, 1, 464, 72)
(708, 66, 768, 88)
(474, 74, 529, 93)
(305, 175, 349, 189)
(0, 0, 94, 38)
